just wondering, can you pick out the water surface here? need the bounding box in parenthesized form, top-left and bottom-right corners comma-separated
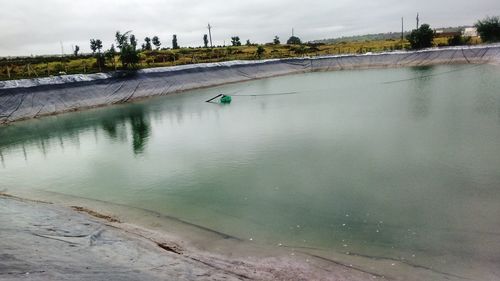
(2, 65, 500, 280)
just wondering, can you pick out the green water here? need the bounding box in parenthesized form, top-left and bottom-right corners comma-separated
(1, 65, 500, 279)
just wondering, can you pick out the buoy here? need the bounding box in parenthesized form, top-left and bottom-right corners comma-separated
(220, 95, 232, 104)
(206, 94, 232, 104)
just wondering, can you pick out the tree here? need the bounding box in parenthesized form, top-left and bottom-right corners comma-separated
(231, 36, 242, 46)
(115, 31, 140, 69)
(172, 35, 179, 49)
(90, 39, 104, 71)
(73, 45, 80, 56)
(96, 40, 103, 53)
(105, 44, 117, 69)
(90, 39, 98, 54)
(130, 35, 138, 49)
(152, 36, 161, 50)
(115, 31, 128, 49)
(256, 46, 265, 59)
(286, 36, 301, 45)
(273, 36, 280, 45)
(142, 37, 152, 51)
(91, 39, 103, 54)
(203, 34, 209, 48)
(246, 39, 251, 46)
(475, 16, 500, 43)
(406, 24, 434, 49)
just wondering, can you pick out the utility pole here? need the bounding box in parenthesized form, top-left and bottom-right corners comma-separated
(416, 13, 420, 29)
(292, 28, 295, 37)
(207, 23, 213, 48)
(401, 17, 404, 41)
(60, 41, 66, 74)
(60, 41, 65, 57)
(401, 17, 404, 50)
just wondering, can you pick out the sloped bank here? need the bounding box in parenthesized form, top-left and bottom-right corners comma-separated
(1, 45, 499, 124)
(0, 194, 379, 281)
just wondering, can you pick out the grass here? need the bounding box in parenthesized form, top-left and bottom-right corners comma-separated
(0, 37, 482, 81)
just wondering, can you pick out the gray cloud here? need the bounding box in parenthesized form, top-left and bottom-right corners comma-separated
(0, 0, 499, 56)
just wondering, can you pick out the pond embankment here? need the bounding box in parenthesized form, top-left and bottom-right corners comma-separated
(1, 44, 499, 124)
(0, 193, 378, 281)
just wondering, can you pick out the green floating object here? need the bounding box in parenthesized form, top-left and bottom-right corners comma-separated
(220, 95, 232, 104)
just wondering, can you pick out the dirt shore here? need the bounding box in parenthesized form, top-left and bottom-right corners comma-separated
(0, 194, 380, 281)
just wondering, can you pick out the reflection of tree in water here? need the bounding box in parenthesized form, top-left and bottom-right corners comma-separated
(99, 107, 151, 155)
(474, 73, 498, 117)
(0, 104, 153, 166)
(101, 120, 118, 139)
(473, 85, 500, 126)
(409, 66, 433, 120)
(130, 112, 150, 155)
(0, 149, 4, 168)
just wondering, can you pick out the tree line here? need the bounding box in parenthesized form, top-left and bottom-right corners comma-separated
(406, 16, 499, 50)
(7, 16, 499, 81)
(77, 32, 305, 70)
(77, 15, 500, 71)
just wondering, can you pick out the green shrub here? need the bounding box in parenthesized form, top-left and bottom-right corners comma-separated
(475, 16, 500, 42)
(406, 24, 435, 49)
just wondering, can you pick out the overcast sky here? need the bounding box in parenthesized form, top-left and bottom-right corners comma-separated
(0, 0, 499, 56)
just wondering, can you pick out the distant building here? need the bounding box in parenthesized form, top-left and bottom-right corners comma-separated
(462, 27, 478, 37)
(434, 27, 479, 38)
(434, 27, 462, 38)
